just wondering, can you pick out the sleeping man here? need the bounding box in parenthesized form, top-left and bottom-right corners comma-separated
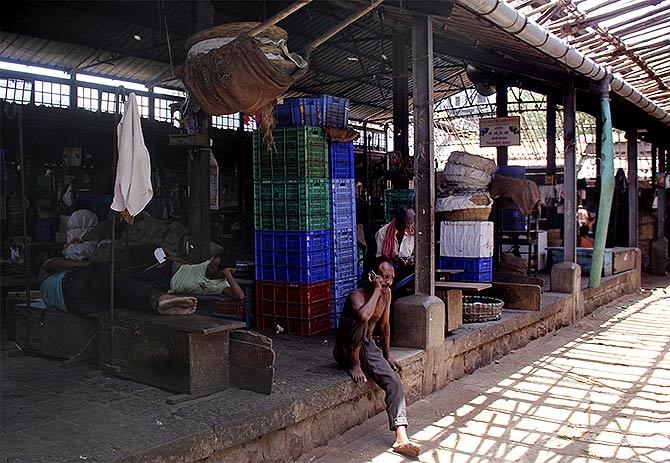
(38, 253, 243, 317)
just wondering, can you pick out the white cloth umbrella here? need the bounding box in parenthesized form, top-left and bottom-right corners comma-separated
(111, 92, 153, 222)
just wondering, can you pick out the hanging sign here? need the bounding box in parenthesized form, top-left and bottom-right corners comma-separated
(479, 116, 521, 147)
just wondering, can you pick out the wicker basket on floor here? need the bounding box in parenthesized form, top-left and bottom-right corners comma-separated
(462, 296, 504, 323)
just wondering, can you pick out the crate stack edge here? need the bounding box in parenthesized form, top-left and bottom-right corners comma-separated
(439, 221, 494, 282)
(253, 124, 332, 336)
(329, 130, 356, 328)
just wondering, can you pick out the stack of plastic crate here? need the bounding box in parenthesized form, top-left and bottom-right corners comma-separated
(253, 126, 333, 335)
(329, 140, 357, 327)
(383, 189, 415, 222)
(495, 166, 527, 231)
(438, 221, 494, 282)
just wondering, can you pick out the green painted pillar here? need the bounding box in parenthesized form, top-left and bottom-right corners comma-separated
(590, 77, 615, 288)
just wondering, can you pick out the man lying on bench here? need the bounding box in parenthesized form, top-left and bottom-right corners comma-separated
(38, 254, 243, 317)
(141, 252, 244, 301)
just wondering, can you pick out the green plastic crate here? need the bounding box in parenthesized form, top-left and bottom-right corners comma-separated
(383, 189, 415, 222)
(253, 127, 329, 180)
(254, 179, 332, 230)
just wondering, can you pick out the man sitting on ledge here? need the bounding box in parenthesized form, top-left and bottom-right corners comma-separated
(333, 258, 421, 458)
(38, 254, 243, 317)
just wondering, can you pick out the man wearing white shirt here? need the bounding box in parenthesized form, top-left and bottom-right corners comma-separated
(375, 208, 415, 266)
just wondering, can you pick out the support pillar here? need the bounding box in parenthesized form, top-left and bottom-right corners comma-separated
(188, 0, 213, 262)
(392, 33, 409, 189)
(546, 93, 557, 180)
(496, 82, 508, 167)
(411, 14, 435, 297)
(562, 82, 577, 264)
(627, 129, 638, 248)
(188, 145, 212, 262)
(590, 77, 614, 288)
(394, 15, 444, 349)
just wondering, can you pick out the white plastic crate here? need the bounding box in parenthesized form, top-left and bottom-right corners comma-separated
(440, 221, 494, 258)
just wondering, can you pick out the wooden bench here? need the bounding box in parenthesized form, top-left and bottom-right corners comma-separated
(98, 309, 274, 401)
(14, 300, 99, 362)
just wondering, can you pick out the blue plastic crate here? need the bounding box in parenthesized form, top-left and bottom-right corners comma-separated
(320, 95, 349, 128)
(255, 230, 332, 283)
(332, 228, 357, 262)
(438, 256, 493, 283)
(274, 97, 321, 127)
(256, 261, 331, 284)
(331, 179, 356, 230)
(329, 141, 355, 178)
(495, 208, 527, 231)
(333, 275, 357, 299)
(497, 166, 526, 178)
(333, 259, 358, 282)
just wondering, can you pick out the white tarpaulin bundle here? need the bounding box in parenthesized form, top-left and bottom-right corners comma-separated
(437, 151, 497, 197)
(111, 93, 153, 223)
(440, 221, 494, 258)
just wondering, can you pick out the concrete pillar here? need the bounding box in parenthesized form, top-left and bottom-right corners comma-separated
(550, 261, 584, 321)
(392, 33, 409, 189)
(411, 14, 435, 296)
(393, 295, 444, 349)
(563, 82, 577, 263)
(627, 129, 638, 248)
(650, 143, 668, 275)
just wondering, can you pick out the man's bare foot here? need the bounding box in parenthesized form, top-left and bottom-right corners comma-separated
(347, 365, 367, 382)
(393, 425, 420, 457)
(157, 295, 197, 315)
(392, 442, 420, 458)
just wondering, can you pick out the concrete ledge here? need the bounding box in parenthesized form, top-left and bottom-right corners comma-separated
(195, 269, 639, 462)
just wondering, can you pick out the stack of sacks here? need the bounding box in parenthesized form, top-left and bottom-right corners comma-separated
(436, 152, 497, 282)
(436, 151, 496, 221)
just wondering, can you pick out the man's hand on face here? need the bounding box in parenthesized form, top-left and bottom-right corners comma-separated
(373, 275, 384, 292)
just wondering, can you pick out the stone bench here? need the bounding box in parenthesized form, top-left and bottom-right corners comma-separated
(98, 309, 273, 401)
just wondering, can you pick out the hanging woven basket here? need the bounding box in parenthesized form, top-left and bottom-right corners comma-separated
(462, 296, 504, 323)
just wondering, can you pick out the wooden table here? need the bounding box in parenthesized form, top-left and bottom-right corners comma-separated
(435, 281, 492, 291)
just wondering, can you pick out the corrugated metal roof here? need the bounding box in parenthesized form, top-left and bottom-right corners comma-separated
(0, 0, 667, 126)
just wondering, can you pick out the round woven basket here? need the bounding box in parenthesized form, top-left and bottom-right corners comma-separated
(186, 22, 288, 49)
(462, 296, 504, 323)
(441, 208, 492, 221)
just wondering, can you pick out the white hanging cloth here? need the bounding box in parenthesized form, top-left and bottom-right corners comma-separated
(111, 93, 153, 223)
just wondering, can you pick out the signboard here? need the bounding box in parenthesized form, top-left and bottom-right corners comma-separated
(63, 147, 82, 167)
(479, 116, 521, 147)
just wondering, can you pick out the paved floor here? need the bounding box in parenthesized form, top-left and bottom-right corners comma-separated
(299, 275, 670, 463)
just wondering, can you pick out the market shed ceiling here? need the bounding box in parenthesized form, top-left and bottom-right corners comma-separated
(1, 0, 668, 129)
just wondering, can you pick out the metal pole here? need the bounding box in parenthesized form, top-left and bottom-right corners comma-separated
(590, 76, 615, 288)
(248, 0, 313, 37)
(627, 128, 638, 248)
(546, 93, 557, 179)
(393, 33, 409, 189)
(563, 82, 577, 264)
(496, 82, 508, 167)
(18, 106, 34, 346)
(305, 0, 384, 54)
(412, 14, 435, 296)
(659, 145, 667, 241)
